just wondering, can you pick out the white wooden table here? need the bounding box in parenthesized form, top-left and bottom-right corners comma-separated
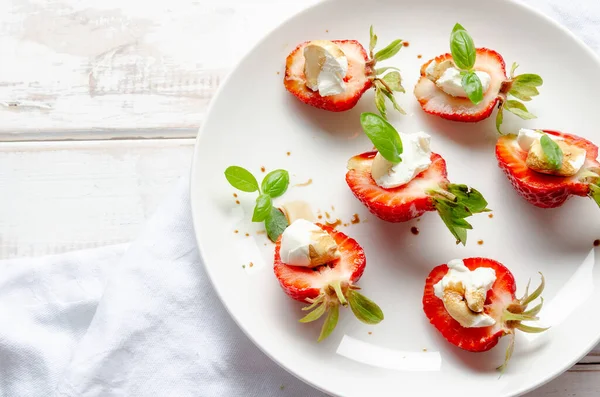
(0, 0, 597, 395)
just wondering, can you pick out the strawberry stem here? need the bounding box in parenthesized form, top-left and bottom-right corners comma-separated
(497, 333, 516, 374)
(299, 302, 327, 323)
(330, 280, 347, 306)
(428, 188, 457, 202)
(502, 311, 539, 323)
(375, 77, 394, 94)
(520, 273, 545, 307)
(522, 297, 544, 317)
(302, 294, 325, 311)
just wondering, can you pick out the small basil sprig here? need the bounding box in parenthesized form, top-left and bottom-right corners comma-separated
(449, 23, 483, 105)
(224, 166, 290, 241)
(367, 26, 406, 119)
(540, 134, 563, 170)
(496, 63, 543, 134)
(430, 184, 490, 245)
(359, 112, 403, 163)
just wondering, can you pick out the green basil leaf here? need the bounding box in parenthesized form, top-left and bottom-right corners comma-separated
(450, 24, 476, 70)
(348, 290, 384, 325)
(265, 207, 289, 242)
(224, 166, 259, 192)
(359, 112, 403, 163)
(495, 104, 504, 134)
(318, 304, 339, 342)
(261, 169, 289, 198)
(374, 39, 403, 62)
(369, 25, 377, 55)
(513, 73, 543, 87)
(382, 71, 404, 92)
(452, 23, 466, 33)
(375, 88, 387, 119)
(252, 194, 272, 222)
(504, 100, 537, 120)
(461, 71, 483, 104)
(540, 134, 563, 170)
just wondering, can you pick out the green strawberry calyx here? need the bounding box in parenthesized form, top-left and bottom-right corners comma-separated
(498, 273, 548, 373)
(366, 26, 406, 119)
(428, 183, 491, 246)
(496, 62, 543, 134)
(300, 281, 384, 342)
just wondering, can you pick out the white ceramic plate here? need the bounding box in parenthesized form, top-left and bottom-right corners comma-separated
(191, 0, 600, 395)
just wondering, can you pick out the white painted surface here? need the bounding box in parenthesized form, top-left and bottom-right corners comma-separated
(0, 139, 193, 258)
(0, 0, 597, 394)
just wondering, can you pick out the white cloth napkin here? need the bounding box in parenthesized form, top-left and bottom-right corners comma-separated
(0, 174, 324, 397)
(1, 1, 599, 396)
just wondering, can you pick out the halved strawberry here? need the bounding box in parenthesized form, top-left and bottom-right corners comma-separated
(423, 258, 547, 370)
(496, 130, 600, 208)
(285, 40, 373, 112)
(346, 151, 490, 244)
(274, 223, 383, 341)
(346, 151, 448, 222)
(284, 27, 406, 117)
(413, 24, 542, 131)
(414, 48, 507, 122)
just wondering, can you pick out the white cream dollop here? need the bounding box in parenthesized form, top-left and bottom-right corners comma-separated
(425, 60, 491, 98)
(303, 40, 348, 97)
(280, 219, 339, 267)
(371, 131, 432, 189)
(433, 259, 497, 328)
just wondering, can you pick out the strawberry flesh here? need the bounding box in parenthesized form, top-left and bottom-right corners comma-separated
(414, 48, 507, 122)
(273, 223, 365, 302)
(496, 130, 600, 208)
(422, 258, 516, 352)
(284, 40, 373, 112)
(345, 151, 449, 222)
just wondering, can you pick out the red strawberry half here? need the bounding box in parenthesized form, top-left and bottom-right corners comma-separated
(346, 151, 490, 245)
(413, 24, 543, 131)
(423, 258, 547, 370)
(414, 49, 507, 122)
(284, 27, 406, 117)
(285, 40, 373, 112)
(496, 130, 600, 208)
(274, 223, 383, 341)
(346, 151, 448, 222)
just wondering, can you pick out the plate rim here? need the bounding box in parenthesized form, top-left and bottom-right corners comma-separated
(190, 1, 600, 395)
